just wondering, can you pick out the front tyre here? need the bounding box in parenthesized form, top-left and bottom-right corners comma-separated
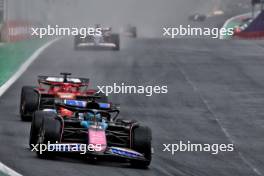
(29, 111, 55, 149)
(20, 86, 39, 121)
(74, 35, 81, 50)
(130, 126, 152, 168)
(111, 34, 120, 51)
(36, 114, 61, 159)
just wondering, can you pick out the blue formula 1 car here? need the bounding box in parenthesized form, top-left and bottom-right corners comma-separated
(30, 98, 152, 168)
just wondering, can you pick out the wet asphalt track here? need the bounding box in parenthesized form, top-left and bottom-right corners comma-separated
(0, 37, 264, 176)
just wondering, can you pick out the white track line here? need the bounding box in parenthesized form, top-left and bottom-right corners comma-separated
(0, 162, 22, 176)
(0, 38, 59, 176)
(0, 38, 59, 97)
(175, 61, 262, 176)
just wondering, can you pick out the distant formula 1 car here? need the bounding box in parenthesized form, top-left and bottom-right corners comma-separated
(20, 73, 106, 121)
(188, 13, 207, 22)
(74, 26, 120, 50)
(30, 99, 152, 168)
(121, 25, 137, 38)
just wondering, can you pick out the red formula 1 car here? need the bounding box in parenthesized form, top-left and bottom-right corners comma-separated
(20, 73, 107, 121)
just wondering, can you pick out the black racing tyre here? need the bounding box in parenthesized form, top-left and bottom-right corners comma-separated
(111, 34, 120, 51)
(29, 111, 49, 149)
(20, 86, 39, 121)
(36, 113, 61, 159)
(130, 126, 152, 168)
(74, 35, 81, 50)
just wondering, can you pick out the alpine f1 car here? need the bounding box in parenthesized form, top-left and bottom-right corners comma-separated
(30, 99, 152, 168)
(74, 26, 120, 50)
(20, 73, 107, 121)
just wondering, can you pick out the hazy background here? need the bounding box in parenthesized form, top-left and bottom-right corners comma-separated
(3, 0, 251, 36)
(5, 0, 219, 24)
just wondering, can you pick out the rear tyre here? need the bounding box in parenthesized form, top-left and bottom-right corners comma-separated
(29, 111, 54, 149)
(20, 86, 39, 121)
(130, 126, 152, 168)
(74, 35, 81, 50)
(36, 114, 61, 159)
(131, 28, 137, 38)
(111, 34, 120, 51)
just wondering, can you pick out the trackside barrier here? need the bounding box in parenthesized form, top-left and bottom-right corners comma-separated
(234, 11, 264, 39)
(220, 12, 253, 39)
(0, 21, 36, 42)
(234, 31, 264, 39)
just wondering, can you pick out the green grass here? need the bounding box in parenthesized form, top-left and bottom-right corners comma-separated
(0, 171, 8, 176)
(0, 39, 48, 85)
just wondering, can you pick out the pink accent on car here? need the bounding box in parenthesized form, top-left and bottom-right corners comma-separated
(88, 128, 107, 152)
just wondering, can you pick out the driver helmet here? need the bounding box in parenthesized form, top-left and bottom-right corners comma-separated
(85, 112, 101, 121)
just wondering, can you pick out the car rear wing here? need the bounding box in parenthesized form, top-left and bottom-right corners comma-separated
(54, 99, 120, 120)
(38, 75, 90, 86)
